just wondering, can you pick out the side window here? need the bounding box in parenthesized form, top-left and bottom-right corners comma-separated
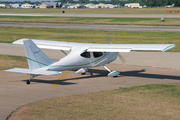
(80, 52, 91, 58)
(93, 52, 103, 58)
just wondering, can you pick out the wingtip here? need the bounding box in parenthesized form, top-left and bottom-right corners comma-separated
(13, 38, 31, 44)
(162, 44, 176, 52)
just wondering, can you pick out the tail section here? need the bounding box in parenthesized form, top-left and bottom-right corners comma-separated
(23, 39, 56, 71)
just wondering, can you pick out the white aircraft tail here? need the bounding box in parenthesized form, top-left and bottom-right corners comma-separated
(23, 39, 56, 71)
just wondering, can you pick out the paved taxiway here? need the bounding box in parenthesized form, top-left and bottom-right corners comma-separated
(1, 13, 180, 18)
(0, 21, 180, 32)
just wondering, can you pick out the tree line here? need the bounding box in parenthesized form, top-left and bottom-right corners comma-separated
(146, 0, 180, 7)
(59, 0, 180, 6)
(0, 0, 180, 6)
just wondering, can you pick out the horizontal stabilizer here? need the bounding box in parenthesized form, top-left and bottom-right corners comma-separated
(31, 70, 61, 76)
(5, 68, 31, 74)
(5, 68, 61, 76)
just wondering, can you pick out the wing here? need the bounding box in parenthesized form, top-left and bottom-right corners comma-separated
(13, 38, 176, 52)
(87, 44, 176, 52)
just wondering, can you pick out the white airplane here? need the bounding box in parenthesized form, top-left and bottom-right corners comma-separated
(5, 39, 176, 84)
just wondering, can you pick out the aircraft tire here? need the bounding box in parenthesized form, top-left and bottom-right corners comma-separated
(26, 80, 31, 84)
(113, 76, 118, 78)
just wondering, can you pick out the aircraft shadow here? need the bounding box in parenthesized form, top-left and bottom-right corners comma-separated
(22, 68, 180, 85)
(120, 69, 180, 80)
(22, 79, 78, 85)
(21, 69, 109, 85)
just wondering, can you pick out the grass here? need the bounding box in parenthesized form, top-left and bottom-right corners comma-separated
(0, 27, 179, 51)
(9, 83, 180, 120)
(0, 55, 27, 70)
(0, 16, 180, 25)
(1, 8, 180, 14)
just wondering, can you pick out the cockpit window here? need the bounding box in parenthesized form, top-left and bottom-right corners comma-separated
(81, 52, 91, 58)
(93, 52, 103, 58)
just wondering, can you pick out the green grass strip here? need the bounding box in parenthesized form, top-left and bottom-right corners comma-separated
(0, 27, 179, 51)
(0, 16, 180, 26)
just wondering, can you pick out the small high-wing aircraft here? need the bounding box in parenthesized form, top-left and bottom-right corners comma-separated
(5, 39, 176, 84)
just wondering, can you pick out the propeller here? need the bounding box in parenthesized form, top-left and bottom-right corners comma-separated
(118, 53, 126, 64)
(107, 37, 126, 64)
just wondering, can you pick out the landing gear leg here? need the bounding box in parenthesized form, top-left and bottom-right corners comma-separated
(103, 65, 120, 77)
(103, 65, 111, 73)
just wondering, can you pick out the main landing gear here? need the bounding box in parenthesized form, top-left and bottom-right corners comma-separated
(81, 73, 86, 75)
(103, 65, 120, 77)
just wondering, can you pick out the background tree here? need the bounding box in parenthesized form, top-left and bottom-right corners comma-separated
(34, 1, 41, 5)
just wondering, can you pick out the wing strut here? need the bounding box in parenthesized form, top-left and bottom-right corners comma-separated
(61, 50, 67, 56)
(103, 65, 111, 72)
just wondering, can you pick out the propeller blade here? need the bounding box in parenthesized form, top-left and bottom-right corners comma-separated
(118, 53, 126, 64)
(106, 37, 126, 64)
(107, 37, 113, 44)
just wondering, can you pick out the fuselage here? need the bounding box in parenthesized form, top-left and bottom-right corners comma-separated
(46, 47, 118, 71)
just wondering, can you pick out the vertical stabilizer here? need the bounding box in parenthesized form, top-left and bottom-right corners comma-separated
(23, 39, 55, 71)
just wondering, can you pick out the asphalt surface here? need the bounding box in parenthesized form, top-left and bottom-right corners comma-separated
(1, 13, 180, 18)
(0, 21, 180, 32)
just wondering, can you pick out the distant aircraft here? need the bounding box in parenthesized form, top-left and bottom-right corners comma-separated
(165, 4, 175, 7)
(5, 39, 176, 84)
